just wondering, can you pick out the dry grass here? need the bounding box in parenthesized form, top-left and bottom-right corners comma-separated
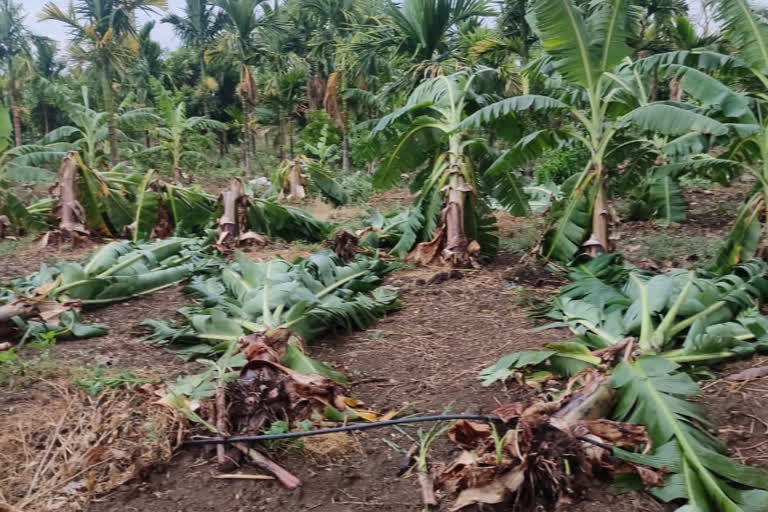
(303, 432, 361, 457)
(0, 381, 182, 512)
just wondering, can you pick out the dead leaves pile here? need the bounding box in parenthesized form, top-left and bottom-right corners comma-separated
(325, 230, 361, 263)
(229, 330, 349, 433)
(434, 371, 662, 511)
(228, 330, 384, 436)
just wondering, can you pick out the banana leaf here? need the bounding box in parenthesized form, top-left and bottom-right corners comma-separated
(613, 357, 768, 512)
(144, 251, 401, 358)
(246, 198, 332, 242)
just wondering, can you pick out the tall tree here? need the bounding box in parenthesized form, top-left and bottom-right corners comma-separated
(40, 0, 167, 168)
(30, 37, 65, 136)
(498, 0, 537, 65)
(0, 0, 31, 146)
(346, 0, 492, 96)
(162, 0, 225, 115)
(214, 0, 275, 175)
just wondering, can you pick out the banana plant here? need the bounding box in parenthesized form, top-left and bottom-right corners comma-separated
(148, 78, 227, 182)
(483, 255, 768, 510)
(460, 0, 728, 263)
(629, 1, 768, 274)
(0, 237, 213, 341)
(371, 69, 516, 266)
(8, 86, 158, 170)
(143, 250, 400, 359)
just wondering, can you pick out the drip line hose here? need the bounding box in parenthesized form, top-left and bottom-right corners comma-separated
(183, 414, 500, 445)
(182, 413, 615, 451)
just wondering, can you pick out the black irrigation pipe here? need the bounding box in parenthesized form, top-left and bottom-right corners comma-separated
(183, 414, 502, 446)
(182, 413, 616, 452)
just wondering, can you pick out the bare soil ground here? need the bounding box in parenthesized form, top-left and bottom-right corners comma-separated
(1, 186, 767, 512)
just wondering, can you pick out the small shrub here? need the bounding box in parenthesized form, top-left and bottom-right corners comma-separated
(338, 171, 374, 204)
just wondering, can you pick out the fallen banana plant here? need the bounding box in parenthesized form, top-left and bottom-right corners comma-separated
(15, 153, 332, 246)
(143, 250, 400, 358)
(0, 237, 213, 342)
(148, 250, 401, 483)
(480, 254, 768, 510)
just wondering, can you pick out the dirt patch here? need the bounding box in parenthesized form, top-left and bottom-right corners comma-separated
(614, 185, 748, 269)
(238, 241, 316, 263)
(699, 355, 768, 470)
(3, 182, 767, 512)
(53, 286, 195, 376)
(87, 256, 575, 512)
(0, 239, 100, 284)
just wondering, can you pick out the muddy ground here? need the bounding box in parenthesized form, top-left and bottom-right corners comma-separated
(1, 185, 766, 512)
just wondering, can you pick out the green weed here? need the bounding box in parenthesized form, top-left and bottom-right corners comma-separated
(71, 366, 153, 396)
(0, 234, 35, 258)
(263, 419, 314, 451)
(0, 331, 61, 388)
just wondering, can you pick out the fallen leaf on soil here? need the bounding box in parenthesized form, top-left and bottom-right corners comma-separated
(568, 419, 649, 447)
(449, 466, 526, 511)
(725, 366, 768, 381)
(447, 420, 491, 450)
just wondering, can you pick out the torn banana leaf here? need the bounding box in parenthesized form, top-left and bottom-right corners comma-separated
(246, 197, 332, 242)
(612, 357, 768, 512)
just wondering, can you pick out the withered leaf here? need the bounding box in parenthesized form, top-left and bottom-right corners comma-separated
(447, 420, 491, 450)
(448, 466, 526, 511)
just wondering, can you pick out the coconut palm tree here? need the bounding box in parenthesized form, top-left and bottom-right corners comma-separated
(40, 0, 167, 168)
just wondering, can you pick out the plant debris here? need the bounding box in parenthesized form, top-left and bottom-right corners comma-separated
(0, 382, 181, 512)
(434, 371, 658, 511)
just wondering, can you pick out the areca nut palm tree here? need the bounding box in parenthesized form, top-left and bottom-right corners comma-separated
(162, 0, 225, 114)
(0, 0, 31, 147)
(40, 0, 167, 168)
(214, 0, 274, 176)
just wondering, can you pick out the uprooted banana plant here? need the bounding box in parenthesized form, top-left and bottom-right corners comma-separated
(146, 250, 401, 483)
(0, 237, 213, 342)
(434, 370, 659, 511)
(143, 250, 400, 358)
(476, 255, 768, 511)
